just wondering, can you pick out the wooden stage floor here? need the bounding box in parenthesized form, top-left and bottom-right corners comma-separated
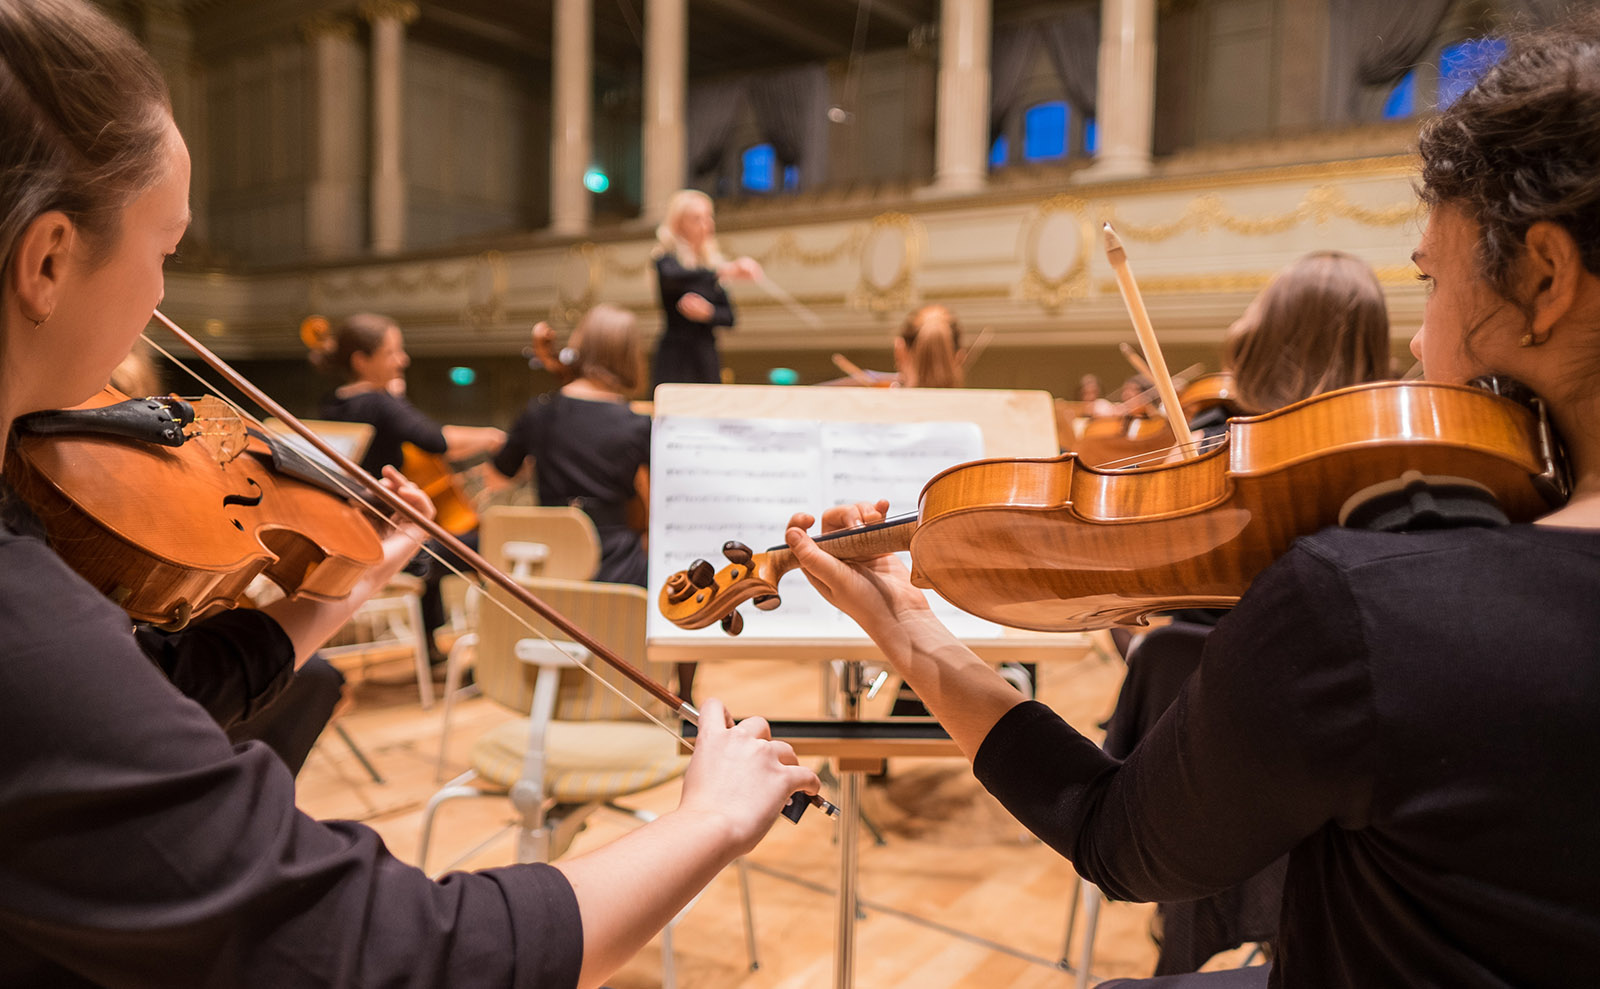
(297, 649, 1261, 987)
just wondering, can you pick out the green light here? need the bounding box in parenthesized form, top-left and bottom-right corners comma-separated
(448, 366, 477, 386)
(767, 367, 799, 386)
(583, 168, 609, 193)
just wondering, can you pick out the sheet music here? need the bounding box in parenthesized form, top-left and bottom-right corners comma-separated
(648, 415, 994, 640)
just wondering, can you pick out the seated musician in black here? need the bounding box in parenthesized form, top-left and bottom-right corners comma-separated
(313, 312, 505, 661)
(785, 15, 1600, 985)
(492, 304, 652, 587)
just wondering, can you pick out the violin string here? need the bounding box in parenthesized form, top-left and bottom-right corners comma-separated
(140, 333, 693, 751)
(1087, 430, 1228, 472)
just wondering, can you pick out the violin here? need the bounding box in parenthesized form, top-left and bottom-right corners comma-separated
(152, 310, 833, 821)
(659, 379, 1567, 635)
(1062, 371, 1243, 469)
(4, 386, 384, 629)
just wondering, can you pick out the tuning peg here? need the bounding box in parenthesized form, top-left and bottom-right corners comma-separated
(753, 594, 780, 611)
(686, 559, 716, 589)
(663, 571, 695, 604)
(722, 540, 753, 566)
(721, 610, 744, 636)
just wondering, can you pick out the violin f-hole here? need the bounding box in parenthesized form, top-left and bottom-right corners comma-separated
(221, 478, 265, 530)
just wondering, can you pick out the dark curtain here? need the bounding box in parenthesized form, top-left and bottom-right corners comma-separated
(990, 22, 1040, 143)
(745, 64, 829, 189)
(1041, 3, 1100, 118)
(687, 78, 746, 179)
(1324, 0, 1455, 122)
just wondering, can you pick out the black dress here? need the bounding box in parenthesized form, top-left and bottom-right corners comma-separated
(653, 254, 735, 387)
(493, 391, 652, 586)
(975, 523, 1600, 987)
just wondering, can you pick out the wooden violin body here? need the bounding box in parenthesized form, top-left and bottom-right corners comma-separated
(661, 381, 1560, 634)
(5, 388, 384, 628)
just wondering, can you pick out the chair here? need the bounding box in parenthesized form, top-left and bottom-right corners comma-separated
(418, 577, 759, 983)
(433, 542, 549, 779)
(319, 571, 435, 708)
(478, 505, 601, 581)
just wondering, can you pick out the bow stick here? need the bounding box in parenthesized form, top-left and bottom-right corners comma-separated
(1103, 224, 1192, 457)
(148, 309, 837, 821)
(755, 274, 824, 330)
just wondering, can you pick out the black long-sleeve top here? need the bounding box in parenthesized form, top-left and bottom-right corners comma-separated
(492, 391, 651, 585)
(0, 522, 583, 988)
(653, 255, 735, 386)
(319, 388, 448, 477)
(975, 524, 1600, 987)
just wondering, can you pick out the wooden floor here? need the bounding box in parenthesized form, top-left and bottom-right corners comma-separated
(297, 647, 1260, 988)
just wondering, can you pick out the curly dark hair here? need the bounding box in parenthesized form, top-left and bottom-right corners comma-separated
(1417, 13, 1600, 308)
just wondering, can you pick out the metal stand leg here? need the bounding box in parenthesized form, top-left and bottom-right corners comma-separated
(334, 722, 384, 784)
(833, 660, 869, 989)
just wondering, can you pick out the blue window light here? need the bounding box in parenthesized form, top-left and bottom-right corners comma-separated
(1383, 70, 1416, 119)
(990, 134, 1009, 168)
(741, 143, 775, 193)
(1023, 101, 1068, 161)
(782, 164, 799, 191)
(1438, 38, 1507, 109)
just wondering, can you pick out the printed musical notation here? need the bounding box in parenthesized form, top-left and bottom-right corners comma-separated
(647, 415, 993, 640)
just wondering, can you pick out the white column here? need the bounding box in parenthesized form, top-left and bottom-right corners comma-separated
(361, 0, 418, 256)
(550, 0, 593, 236)
(302, 14, 363, 258)
(929, 0, 991, 195)
(1088, 0, 1156, 178)
(641, 0, 687, 224)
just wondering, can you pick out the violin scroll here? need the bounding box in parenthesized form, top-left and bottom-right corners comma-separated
(658, 545, 796, 635)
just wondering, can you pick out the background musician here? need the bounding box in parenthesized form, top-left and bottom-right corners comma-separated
(0, 6, 819, 986)
(894, 303, 966, 389)
(493, 305, 651, 588)
(785, 13, 1600, 985)
(311, 312, 505, 663)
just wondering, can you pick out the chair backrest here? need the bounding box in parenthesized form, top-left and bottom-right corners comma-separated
(473, 576, 674, 724)
(479, 506, 601, 582)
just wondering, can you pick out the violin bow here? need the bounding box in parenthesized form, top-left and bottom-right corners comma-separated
(1103, 224, 1192, 457)
(755, 274, 824, 330)
(148, 310, 837, 821)
(830, 352, 879, 386)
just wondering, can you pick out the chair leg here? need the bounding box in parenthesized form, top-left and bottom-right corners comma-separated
(1062, 870, 1081, 966)
(1075, 882, 1103, 989)
(737, 856, 760, 971)
(406, 592, 435, 709)
(434, 638, 480, 781)
(417, 770, 480, 874)
(660, 919, 676, 989)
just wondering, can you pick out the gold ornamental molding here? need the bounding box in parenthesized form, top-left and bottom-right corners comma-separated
(1101, 185, 1423, 243)
(1092, 263, 1421, 296)
(848, 212, 923, 315)
(1019, 194, 1093, 312)
(554, 242, 607, 327)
